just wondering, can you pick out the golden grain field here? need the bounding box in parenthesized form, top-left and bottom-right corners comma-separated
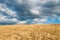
(0, 24, 60, 40)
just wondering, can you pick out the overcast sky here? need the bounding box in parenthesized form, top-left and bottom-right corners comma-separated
(0, 0, 60, 25)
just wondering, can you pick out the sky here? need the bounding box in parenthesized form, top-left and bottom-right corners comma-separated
(0, 0, 60, 25)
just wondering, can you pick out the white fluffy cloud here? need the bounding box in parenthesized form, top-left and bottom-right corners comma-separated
(29, 7, 42, 15)
(0, 3, 17, 17)
(0, 14, 18, 23)
(0, 3, 18, 24)
(30, 9, 40, 15)
(33, 18, 47, 22)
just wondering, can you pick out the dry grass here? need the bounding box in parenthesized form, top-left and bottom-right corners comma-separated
(0, 24, 60, 40)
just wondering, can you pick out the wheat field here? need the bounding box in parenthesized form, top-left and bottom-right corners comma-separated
(0, 24, 60, 40)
